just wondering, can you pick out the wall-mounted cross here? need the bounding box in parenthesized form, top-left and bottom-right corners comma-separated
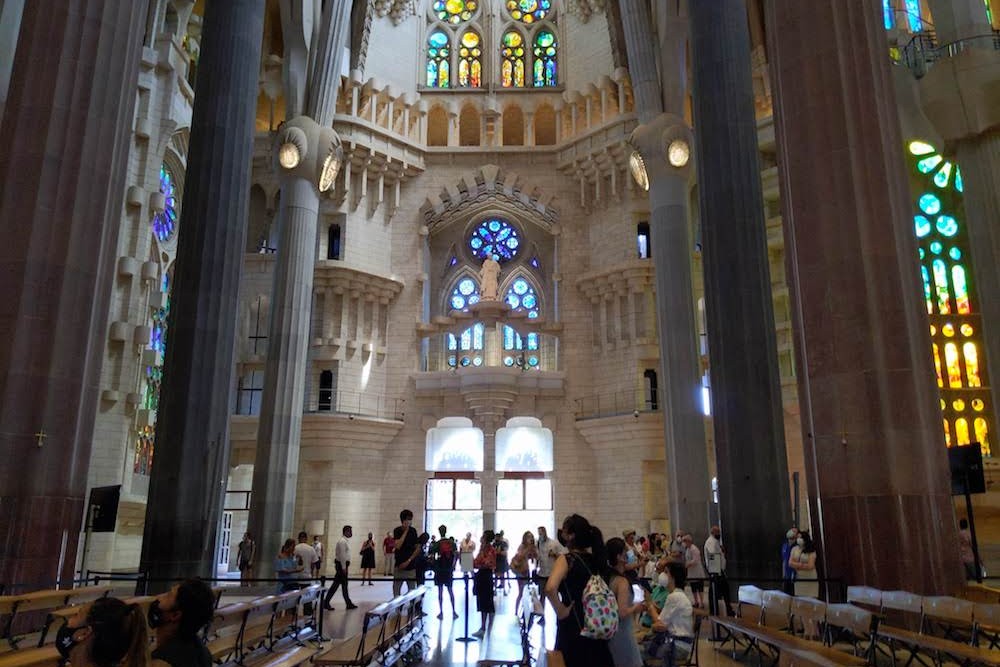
(34, 429, 47, 448)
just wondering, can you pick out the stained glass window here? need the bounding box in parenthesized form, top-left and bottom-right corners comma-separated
(904, 0, 922, 31)
(501, 31, 526, 87)
(908, 139, 993, 455)
(449, 277, 480, 311)
(135, 272, 170, 475)
(427, 30, 450, 88)
(532, 30, 557, 87)
(468, 218, 521, 262)
(507, 0, 551, 23)
(458, 30, 482, 87)
(153, 165, 178, 242)
(882, 0, 895, 29)
(433, 0, 477, 24)
(502, 278, 540, 368)
(448, 323, 485, 367)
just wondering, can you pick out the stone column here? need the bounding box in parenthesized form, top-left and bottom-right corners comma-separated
(140, 0, 265, 585)
(766, 0, 962, 593)
(622, 0, 711, 538)
(689, 1, 791, 582)
(0, 1, 145, 586)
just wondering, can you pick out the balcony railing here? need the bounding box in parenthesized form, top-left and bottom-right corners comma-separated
(898, 30, 1000, 78)
(309, 389, 405, 421)
(574, 390, 659, 420)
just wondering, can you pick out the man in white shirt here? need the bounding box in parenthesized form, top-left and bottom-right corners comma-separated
(704, 525, 734, 616)
(534, 525, 565, 623)
(323, 525, 358, 611)
(312, 535, 324, 577)
(293, 531, 318, 582)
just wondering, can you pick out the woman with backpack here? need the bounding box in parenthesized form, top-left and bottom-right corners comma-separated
(544, 514, 614, 666)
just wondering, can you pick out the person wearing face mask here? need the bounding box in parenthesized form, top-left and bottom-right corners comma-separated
(606, 537, 645, 667)
(781, 528, 799, 594)
(644, 561, 694, 666)
(56, 597, 149, 667)
(704, 525, 735, 616)
(148, 578, 215, 667)
(788, 530, 818, 598)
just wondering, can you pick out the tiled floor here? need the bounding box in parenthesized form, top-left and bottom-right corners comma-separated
(305, 577, 747, 667)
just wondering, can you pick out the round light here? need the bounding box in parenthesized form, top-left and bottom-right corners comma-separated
(318, 152, 341, 192)
(629, 152, 649, 191)
(279, 143, 301, 169)
(942, 323, 955, 337)
(667, 139, 690, 168)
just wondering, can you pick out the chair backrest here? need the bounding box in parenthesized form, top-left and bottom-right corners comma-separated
(761, 590, 793, 630)
(846, 586, 881, 608)
(274, 589, 302, 614)
(826, 603, 878, 639)
(922, 596, 973, 627)
(67, 585, 113, 605)
(973, 602, 999, 627)
(880, 590, 923, 631)
(791, 596, 827, 639)
(738, 585, 764, 621)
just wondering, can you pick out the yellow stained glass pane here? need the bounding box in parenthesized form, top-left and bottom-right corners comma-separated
(502, 60, 513, 87)
(956, 417, 970, 445)
(514, 59, 524, 87)
(471, 59, 481, 87)
(945, 342, 962, 388)
(942, 323, 955, 337)
(954, 399, 966, 412)
(964, 342, 982, 387)
(459, 60, 470, 86)
(446, 0, 464, 12)
(932, 343, 943, 387)
(961, 323, 974, 336)
(943, 419, 951, 447)
(972, 399, 985, 411)
(462, 31, 479, 48)
(974, 418, 990, 455)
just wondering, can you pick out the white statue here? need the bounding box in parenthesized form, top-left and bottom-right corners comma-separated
(479, 255, 501, 301)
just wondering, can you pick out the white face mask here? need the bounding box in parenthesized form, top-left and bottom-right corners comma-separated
(796, 538, 805, 547)
(657, 572, 671, 587)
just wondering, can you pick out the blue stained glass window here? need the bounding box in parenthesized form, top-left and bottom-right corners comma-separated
(532, 30, 557, 87)
(502, 277, 540, 367)
(449, 277, 480, 311)
(468, 218, 521, 262)
(905, 0, 922, 31)
(883, 0, 894, 29)
(919, 193, 941, 215)
(448, 322, 484, 367)
(950, 247, 962, 261)
(936, 215, 959, 237)
(530, 256, 540, 269)
(914, 215, 931, 237)
(153, 165, 178, 242)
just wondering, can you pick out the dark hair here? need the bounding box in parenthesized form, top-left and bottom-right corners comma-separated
(667, 561, 687, 589)
(282, 538, 296, 552)
(175, 578, 216, 638)
(562, 514, 608, 576)
(799, 531, 816, 554)
(606, 537, 627, 570)
(400, 509, 413, 522)
(482, 529, 496, 544)
(439, 524, 448, 535)
(87, 597, 148, 667)
(298, 531, 307, 540)
(418, 532, 430, 545)
(960, 518, 969, 529)
(343, 525, 351, 534)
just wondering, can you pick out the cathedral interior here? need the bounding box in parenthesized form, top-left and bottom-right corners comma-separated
(3, 0, 1000, 620)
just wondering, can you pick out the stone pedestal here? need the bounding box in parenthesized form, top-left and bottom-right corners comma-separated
(141, 0, 265, 585)
(689, 0, 791, 582)
(766, 0, 962, 593)
(0, 1, 145, 587)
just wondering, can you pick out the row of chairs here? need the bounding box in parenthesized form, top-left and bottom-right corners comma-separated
(0, 585, 114, 651)
(313, 586, 426, 666)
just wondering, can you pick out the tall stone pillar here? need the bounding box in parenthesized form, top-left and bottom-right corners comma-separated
(249, 0, 351, 571)
(689, 1, 791, 582)
(621, 0, 711, 538)
(766, 0, 963, 593)
(140, 0, 265, 585)
(0, 1, 145, 586)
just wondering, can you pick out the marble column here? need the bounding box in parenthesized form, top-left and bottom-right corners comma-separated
(766, 0, 963, 593)
(621, 1, 711, 538)
(0, 1, 145, 586)
(689, 0, 791, 582)
(140, 0, 265, 585)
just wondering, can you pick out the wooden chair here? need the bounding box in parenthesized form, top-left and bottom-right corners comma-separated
(921, 596, 974, 644)
(973, 602, 1000, 649)
(205, 602, 250, 664)
(790, 597, 827, 642)
(825, 603, 878, 662)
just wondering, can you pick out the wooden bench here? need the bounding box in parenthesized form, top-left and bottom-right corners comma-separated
(876, 623, 999, 667)
(0, 585, 112, 650)
(824, 603, 878, 662)
(974, 602, 1000, 650)
(206, 601, 251, 664)
(922, 595, 975, 644)
(0, 647, 60, 667)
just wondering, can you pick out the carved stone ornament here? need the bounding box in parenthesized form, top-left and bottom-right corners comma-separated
(564, 0, 607, 23)
(373, 0, 417, 24)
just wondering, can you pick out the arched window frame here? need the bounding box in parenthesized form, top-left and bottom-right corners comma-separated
(442, 271, 485, 368)
(499, 271, 542, 369)
(499, 7, 559, 89)
(423, 2, 485, 90)
(500, 26, 528, 88)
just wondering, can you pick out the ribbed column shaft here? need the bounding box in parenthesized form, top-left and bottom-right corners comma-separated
(250, 178, 319, 573)
(689, 0, 791, 582)
(956, 134, 1000, 466)
(140, 0, 265, 585)
(766, 0, 962, 593)
(0, 1, 144, 587)
(307, 0, 352, 127)
(617, 0, 663, 122)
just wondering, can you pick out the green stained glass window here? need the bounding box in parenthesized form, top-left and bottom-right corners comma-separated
(532, 30, 557, 87)
(427, 31, 451, 88)
(458, 30, 482, 87)
(507, 0, 551, 23)
(501, 30, 526, 87)
(433, 0, 477, 24)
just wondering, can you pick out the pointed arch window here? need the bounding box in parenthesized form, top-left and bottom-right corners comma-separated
(501, 30, 526, 87)
(458, 30, 482, 87)
(427, 30, 451, 88)
(449, 277, 480, 311)
(506, 0, 551, 23)
(502, 277, 540, 368)
(433, 0, 477, 24)
(153, 165, 178, 242)
(532, 29, 557, 87)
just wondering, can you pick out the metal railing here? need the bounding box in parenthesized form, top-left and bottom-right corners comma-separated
(899, 30, 1000, 78)
(309, 389, 405, 421)
(575, 389, 659, 420)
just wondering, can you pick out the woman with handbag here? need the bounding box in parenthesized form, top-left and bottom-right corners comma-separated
(472, 529, 497, 638)
(544, 514, 614, 666)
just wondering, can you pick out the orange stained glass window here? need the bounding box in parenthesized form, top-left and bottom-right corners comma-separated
(932, 258, 951, 314)
(945, 342, 962, 388)
(956, 417, 971, 445)
(963, 341, 982, 387)
(932, 342, 943, 387)
(458, 31, 482, 87)
(943, 419, 952, 447)
(975, 417, 990, 455)
(952, 265, 971, 314)
(501, 31, 526, 87)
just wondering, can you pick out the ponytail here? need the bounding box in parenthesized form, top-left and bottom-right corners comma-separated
(121, 604, 151, 667)
(87, 598, 150, 667)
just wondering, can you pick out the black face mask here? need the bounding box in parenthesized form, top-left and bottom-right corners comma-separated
(55, 623, 85, 659)
(147, 599, 171, 628)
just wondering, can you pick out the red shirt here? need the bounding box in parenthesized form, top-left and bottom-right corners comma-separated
(474, 544, 497, 570)
(383, 536, 395, 554)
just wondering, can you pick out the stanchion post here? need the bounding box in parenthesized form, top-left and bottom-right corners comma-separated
(708, 574, 722, 642)
(455, 572, 476, 642)
(313, 575, 329, 643)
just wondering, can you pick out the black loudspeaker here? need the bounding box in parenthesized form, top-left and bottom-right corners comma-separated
(87, 485, 122, 532)
(948, 443, 986, 495)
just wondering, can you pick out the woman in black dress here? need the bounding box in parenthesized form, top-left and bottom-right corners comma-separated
(472, 529, 497, 638)
(544, 514, 614, 666)
(360, 532, 377, 585)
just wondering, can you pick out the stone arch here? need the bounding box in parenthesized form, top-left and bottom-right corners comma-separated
(428, 105, 449, 146)
(534, 103, 556, 145)
(459, 104, 480, 146)
(502, 105, 524, 146)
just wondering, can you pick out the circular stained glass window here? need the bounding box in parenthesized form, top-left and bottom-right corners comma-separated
(449, 278, 480, 311)
(468, 218, 520, 262)
(949, 247, 962, 261)
(507, 0, 550, 23)
(153, 165, 178, 242)
(972, 399, 985, 411)
(433, 0, 477, 23)
(942, 323, 955, 337)
(918, 193, 941, 215)
(961, 323, 974, 336)
(929, 241, 942, 255)
(936, 215, 959, 237)
(953, 399, 966, 412)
